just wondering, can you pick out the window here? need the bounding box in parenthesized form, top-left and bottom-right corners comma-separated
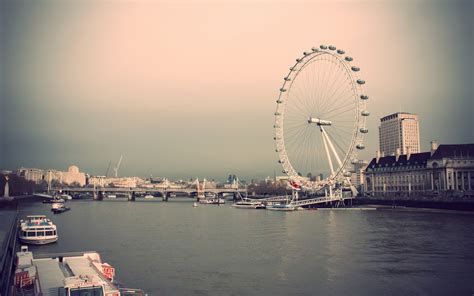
(46, 231, 53, 236)
(37, 231, 45, 237)
(27, 231, 35, 237)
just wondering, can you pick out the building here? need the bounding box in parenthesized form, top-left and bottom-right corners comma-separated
(364, 142, 474, 198)
(350, 160, 369, 190)
(379, 112, 420, 156)
(17, 165, 86, 186)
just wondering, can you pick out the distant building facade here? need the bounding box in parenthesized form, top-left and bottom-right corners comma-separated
(364, 142, 474, 198)
(350, 160, 369, 190)
(17, 165, 86, 186)
(379, 112, 420, 156)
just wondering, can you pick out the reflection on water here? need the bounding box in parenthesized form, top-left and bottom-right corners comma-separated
(19, 200, 474, 296)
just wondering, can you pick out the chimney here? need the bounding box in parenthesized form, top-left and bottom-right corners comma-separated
(395, 148, 401, 162)
(406, 147, 411, 161)
(376, 150, 381, 163)
(431, 140, 438, 156)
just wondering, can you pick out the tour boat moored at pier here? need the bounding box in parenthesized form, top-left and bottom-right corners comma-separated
(14, 246, 147, 296)
(266, 203, 297, 211)
(232, 199, 266, 209)
(18, 215, 58, 245)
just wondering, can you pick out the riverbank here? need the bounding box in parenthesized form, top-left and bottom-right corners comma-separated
(354, 196, 474, 211)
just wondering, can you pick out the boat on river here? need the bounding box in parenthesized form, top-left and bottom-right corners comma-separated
(18, 215, 58, 245)
(51, 202, 71, 214)
(199, 198, 225, 205)
(14, 246, 147, 296)
(266, 203, 298, 211)
(232, 199, 266, 209)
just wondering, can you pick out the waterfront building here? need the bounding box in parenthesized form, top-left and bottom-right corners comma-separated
(17, 168, 44, 183)
(17, 165, 86, 186)
(364, 142, 474, 198)
(350, 160, 369, 190)
(379, 112, 420, 156)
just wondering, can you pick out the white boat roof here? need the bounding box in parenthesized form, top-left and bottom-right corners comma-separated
(34, 259, 66, 296)
(64, 255, 117, 293)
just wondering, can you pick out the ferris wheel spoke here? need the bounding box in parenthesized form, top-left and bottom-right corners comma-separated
(321, 76, 352, 113)
(319, 64, 347, 113)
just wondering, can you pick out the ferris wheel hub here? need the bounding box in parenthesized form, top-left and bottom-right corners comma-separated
(307, 117, 332, 126)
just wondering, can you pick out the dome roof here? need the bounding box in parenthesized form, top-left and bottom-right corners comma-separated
(68, 165, 80, 173)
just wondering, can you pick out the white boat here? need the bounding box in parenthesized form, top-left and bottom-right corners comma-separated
(18, 215, 58, 245)
(144, 195, 154, 199)
(199, 198, 225, 205)
(58, 193, 72, 200)
(14, 246, 146, 296)
(232, 199, 266, 209)
(51, 202, 71, 214)
(193, 202, 198, 207)
(42, 196, 65, 204)
(266, 203, 297, 211)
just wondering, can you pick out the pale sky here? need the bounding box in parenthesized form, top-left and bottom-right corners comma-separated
(1, 0, 473, 180)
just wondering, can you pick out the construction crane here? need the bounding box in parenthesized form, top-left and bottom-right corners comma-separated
(113, 155, 123, 178)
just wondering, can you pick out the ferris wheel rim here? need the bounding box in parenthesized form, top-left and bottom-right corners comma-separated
(274, 45, 368, 190)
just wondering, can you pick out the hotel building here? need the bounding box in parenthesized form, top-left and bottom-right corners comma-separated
(379, 112, 420, 156)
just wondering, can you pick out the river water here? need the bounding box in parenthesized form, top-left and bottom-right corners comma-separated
(19, 199, 474, 296)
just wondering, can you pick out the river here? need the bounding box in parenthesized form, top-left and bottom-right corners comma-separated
(18, 199, 474, 295)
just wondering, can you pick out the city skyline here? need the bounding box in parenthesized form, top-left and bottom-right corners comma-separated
(1, 0, 473, 180)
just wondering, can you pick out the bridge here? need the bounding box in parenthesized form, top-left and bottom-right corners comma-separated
(51, 187, 247, 201)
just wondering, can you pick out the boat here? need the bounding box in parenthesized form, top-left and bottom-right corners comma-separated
(51, 202, 71, 214)
(266, 203, 298, 211)
(42, 197, 65, 204)
(232, 199, 266, 209)
(193, 202, 198, 207)
(199, 198, 225, 205)
(14, 246, 147, 296)
(144, 195, 154, 199)
(18, 215, 58, 245)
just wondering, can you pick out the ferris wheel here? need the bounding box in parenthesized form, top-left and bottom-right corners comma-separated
(274, 44, 369, 192)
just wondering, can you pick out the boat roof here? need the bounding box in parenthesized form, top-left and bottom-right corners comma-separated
(27, 215, 47, 219)
(26, 252, 118, 295)
(34, 259, 67, 296)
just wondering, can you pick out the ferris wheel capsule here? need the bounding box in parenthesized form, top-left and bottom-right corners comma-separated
(357, 79, 365, 85)
(328, 45, 336, 50)
(351, 66, 360, 72)
(276, 99, 283, 104)
(311, 47, 319, 52)
(361, 111, 370, 116)
(360, 128, 368, 133)
(337, 49, 345, 54)
(320, 45, 328, 49)
(284, 77, 291, 81)
(360, 95, 369, 100)
(303, 52, 310, 56)
(345, 56, 353, 62)
(356, 144, 365, 150)
(280, 88, 287, 92)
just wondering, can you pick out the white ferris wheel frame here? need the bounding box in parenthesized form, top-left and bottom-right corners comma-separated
(274, 45, 369, 191)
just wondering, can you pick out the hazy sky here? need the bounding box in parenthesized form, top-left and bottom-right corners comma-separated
(1, 0, 473, 180)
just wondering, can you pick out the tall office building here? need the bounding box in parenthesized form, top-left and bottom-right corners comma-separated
(379, 112, 420, 156)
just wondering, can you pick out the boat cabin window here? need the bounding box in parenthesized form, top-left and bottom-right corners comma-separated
(69, 286, 104, 296)
(46, 230, 54, 236)
(37, 231, 45, 236)
(26, 231, 36, 237)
